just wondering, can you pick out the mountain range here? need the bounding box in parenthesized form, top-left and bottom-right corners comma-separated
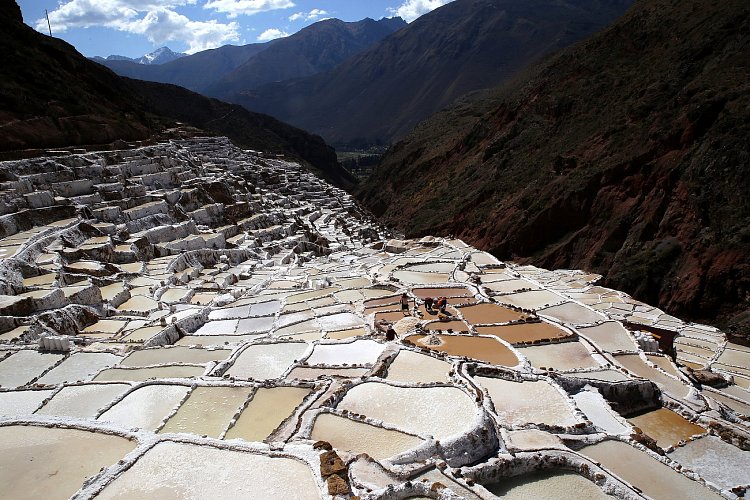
(0, 1, 354, 188)
(95, 18, 406, 96)
(91, 46, 186, 65)
(357, 0, 750, 331)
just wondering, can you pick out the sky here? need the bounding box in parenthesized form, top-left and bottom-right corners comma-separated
(16, 0, 454, 58)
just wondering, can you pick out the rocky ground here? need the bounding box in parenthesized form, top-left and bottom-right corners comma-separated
(0, 137, 747, 499)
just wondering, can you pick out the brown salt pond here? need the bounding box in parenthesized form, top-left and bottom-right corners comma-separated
(374, 310, 412, 323)
(517, 341, 600, 371)
(476, 322, 571, 345)
(120, 347, 230, 367)
(0, 425, 136, 500)
(627, 408, 706, 448)
(160, 386, 253, 437)
(405, 334, 519, 367)
(581, 440, 723, 500)
(646, 354, 681, 377)
(310, 412, 423, 461)
(458, 303, 526, 325)
(225, 386, 311, 442)
(363, 295, 400, 308)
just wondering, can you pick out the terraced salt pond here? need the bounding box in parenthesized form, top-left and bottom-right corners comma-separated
(310, 412, 423, 460)
(0, 139, 744, 498)
(96, 441, 320, 499)
(405, 334, 519, 366)
(0, 425, 136, 500)
(225, 386, 311, 441)
(581, 440, 723, 500)
(475, 376, 579, 427)
(337, 382, 477, 439)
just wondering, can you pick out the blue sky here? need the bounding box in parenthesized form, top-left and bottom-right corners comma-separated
(17, 0, 453, 58)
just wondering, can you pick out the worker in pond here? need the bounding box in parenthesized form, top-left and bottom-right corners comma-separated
(437, 296, 448, 314)
(400, 293, 410, 314)
(424, 296, 434, 311)
(386, 327, 396, 341)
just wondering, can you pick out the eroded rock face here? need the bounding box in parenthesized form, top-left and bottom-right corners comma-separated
(0, 137, 746, 500)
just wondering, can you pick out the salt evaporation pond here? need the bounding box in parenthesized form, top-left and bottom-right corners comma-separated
(160, 386, 253, 437)
(475, 376, 579, 427)
(225, 386, 311, 442)
(306, 339, 384, 365)
(0, 350, 64, 388)
(577, 322, 638, 352)
(385, 349, 452, 384)
(573, 390, 629, 434)
(497, 290, 563, 309)
(0, 389, 53, 416)
(310, 412, 423, 461)
(94, 365, 205, 382)
(459, 303, 525, 324)
(337, 382, 477, 439)
(483, 470, 610, 499)
(225, 342, 309, 380)
(405, 334, 519, 366)
(0, 425, 136, 500)
(120, 347, 230, 366)
(668, 435, 750, 490)
(518, 341, 600, 371)
(538, 301, 604, 324)
(99, 384, 190, 430)
(37, 352, 122, 384)
(37, 383, 131, 418)
(287, 366, 369, 379)
(412, 287, 472, 298)
(614, 354, 691, 399)
(582, 440, 723, 500)
(392, 270, 450, 284)
(176, 334, 259, 346)
(627, 408, 705, 448)
(95, 441, 320, 499)
(476, 322, 570, 344)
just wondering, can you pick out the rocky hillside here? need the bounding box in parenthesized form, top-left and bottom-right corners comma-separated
(240, 0, 632, 148)
(358, 0, 750, 332)
(0, 0, 353, 188)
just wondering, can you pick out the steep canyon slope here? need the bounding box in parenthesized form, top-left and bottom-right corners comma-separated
(358, 0, 750, 333)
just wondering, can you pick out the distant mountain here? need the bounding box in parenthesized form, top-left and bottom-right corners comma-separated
(97, 17, 405, 96)
(91, 47, 186, 65)
(204, 17, 406, 97)
(357, 0, 750, 330)
(231, 0, 632, 148)
(0, 1, 353, 188)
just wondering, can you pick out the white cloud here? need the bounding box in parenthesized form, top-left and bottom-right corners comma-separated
(388, 0, 453, 22)
(256, 28, 289, 41)
(37, 0, 239, 53)
(288, 8, 328, 22)
(203, 0, 295, 18)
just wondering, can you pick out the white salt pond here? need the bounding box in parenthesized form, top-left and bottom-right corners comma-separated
(538, 302, 604, 324)
(160, 386, 252, 437)
(95, 441, 320, 499)
(287, 366, 370, 379)
(176, 334, 259, 346)
(392, 270, 450, 284)
(496, 290, 564, 310)
(310, 412, 423, 461)
(337, 382, 477, 439)
(475, 376, 579, 427)
(37, 352, 122, 384)
(226, 342, 309, 380)
(36, 383, 131, 418)
(573, 390, 629, 434)
(385, 349, 452, 384)
(0, 425, 136, 500)
(615, 354, 691, 399)
(577, 322, 638, 352)
(0, 389, 54, 415)
(225, 386, 311, 442)
(0, 350, 64, 388)
(98, 384, 190, 430)
(582, 440, 723, 500)
(518, 341, 600, 371)
(317, 312, 364, 330)
(483, 470, 610, 499)
(306, 339, 384, 365)
(668, 435, 750, 490)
